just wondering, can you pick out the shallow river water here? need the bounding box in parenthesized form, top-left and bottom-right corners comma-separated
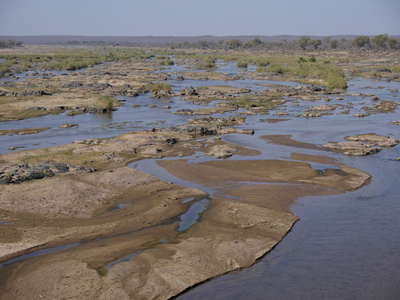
(1, 62, 400, 299)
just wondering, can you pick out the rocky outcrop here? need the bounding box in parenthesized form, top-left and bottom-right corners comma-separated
(322, 141, 382, 156)
(145, 125, 218, 136)
(345, 133, 399, 147)
(0, 162, 95, 184)
(177, 86, 198, 96)
(150, 90, 175, 98)
(302, 112, 322, 118)
(307, 104, 337, 112)
(62, 82, 83, 89)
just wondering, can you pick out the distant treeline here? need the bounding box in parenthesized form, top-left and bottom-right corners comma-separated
(63, 34, 399, 51)
(0, 39, 23, 48)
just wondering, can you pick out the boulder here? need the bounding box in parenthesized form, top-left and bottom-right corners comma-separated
(62, 82, 83, 89)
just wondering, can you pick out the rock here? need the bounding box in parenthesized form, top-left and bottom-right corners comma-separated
(322, 141, 381, 156)
(151, 90, 174, 98)
(388, 121, 400, 125)
(59, 123, 79, 128)
(302, 112, 322, 118)
(62, 82, 83, 89)
(277, 111, 289, 116)
(0, 162, 95, 184)
(353, 113, 370, 117)
(85, 83, 112, 90)
(19, 90, 51, 97)
(178, 87, 198, 96)
(176, 76, 185, 81)
(371, 96, 380, 101)
(307, 104, 337, 112)
(27, 107, 47, 111)
(345, 133, 399, 147)
(174, 109, 194, 115)
(206, 145, 238, 159)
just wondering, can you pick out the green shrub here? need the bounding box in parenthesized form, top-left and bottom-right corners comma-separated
(237, 61, 248, 68)
(269, 63, 286, 74)
(298, 57, 307, 63)
(146, 82, 172, 92)
(94, 96, 114, 111)
(256, 66, 268, 72)
(257, 59, 269, 67)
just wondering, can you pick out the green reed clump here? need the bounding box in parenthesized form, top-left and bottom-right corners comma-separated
(145, 82, 172, 92)
(237, 61, 248, 68)
(94, 96, 115, 111)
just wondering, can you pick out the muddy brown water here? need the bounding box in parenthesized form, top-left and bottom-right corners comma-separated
(1, 61, 400, 299)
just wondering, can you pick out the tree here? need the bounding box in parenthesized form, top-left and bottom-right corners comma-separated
(309, 39, 321, 50)
(296, 36, 310, 50)
(0, 39, 23, 48)
(351, 36, 370, 48)
(330, 40, 338, 49)
(251, 38, 262, 46)
(387, 38, 398, 49)
(226, 39, 243, 49)
(372, 34, 388, 49)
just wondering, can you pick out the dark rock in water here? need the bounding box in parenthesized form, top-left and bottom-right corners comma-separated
(178, 86, 198, 96)
(0, 162, 95, 184)
(145, 125, 218, 136)
(176, 76, 185, 81)
(173, 108, 194, 115)
(371, 96, 380, 101)
(87, 108, 108, 114)
(62, 82, 84, 89)
(151, 90, 174, 98)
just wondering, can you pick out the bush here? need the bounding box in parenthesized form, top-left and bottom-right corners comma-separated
(94, 96, 114, 111)
(146, 82, 172, 92)
(372, 34, 389, 49)
(298, 57, 307, 63)
(352, 36, 370, 48)
(237, 61, 248, 68)
(256, 59, 269, 67)
(387, 38, 398, 49)
(296, 36, 310, 50)
(268, 64, 286, 74)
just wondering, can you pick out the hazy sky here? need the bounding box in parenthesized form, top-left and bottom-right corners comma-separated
(0, 0, 399, 36)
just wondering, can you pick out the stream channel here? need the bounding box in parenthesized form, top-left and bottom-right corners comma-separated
(1, 61, 400, 299)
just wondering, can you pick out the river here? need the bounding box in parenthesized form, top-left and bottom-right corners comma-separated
(1, 61, 399, 299)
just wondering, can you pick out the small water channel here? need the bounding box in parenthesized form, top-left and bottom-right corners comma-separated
(1, 61, 400, 298)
